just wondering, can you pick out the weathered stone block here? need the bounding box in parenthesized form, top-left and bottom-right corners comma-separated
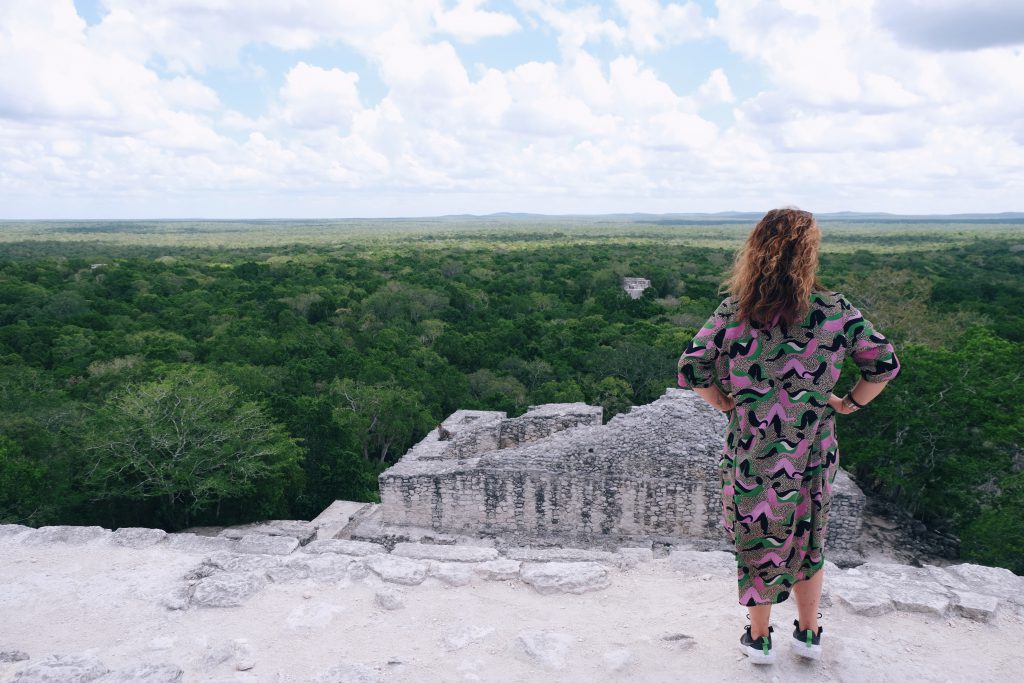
(22, 525, 110, 545)
(364, 555, 428, 585)
(110, 527, 167, 548)
(946, 563, 1024, 605)
(235, 533, 299, 556)
(302, 539, 386, 556)
(427, 561, 475, 586)
(520, 561, 610, 594)
(515, 630, 574, 671)
(102, 663, 184, 682)
(164, 533, 236, 554)
(391, 543, 498, 562)
(191, 572, 267, 608)
(474, 559, 521, 581)
(890, 583, 951, 616)
(952, 590, 1000, 621)
(12, 654, 109, 682)
(375, 587, 405, 610)
(0, 524, 31, 540)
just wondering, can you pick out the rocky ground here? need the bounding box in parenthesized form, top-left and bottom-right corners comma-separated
(1, 522, 1021, 682)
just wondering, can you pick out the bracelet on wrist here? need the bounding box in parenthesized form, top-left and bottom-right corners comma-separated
(846, 393, 866, 409)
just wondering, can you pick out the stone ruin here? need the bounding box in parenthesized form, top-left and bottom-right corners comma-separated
(621, 277, 652, 299)
(368, 389, 866, 560)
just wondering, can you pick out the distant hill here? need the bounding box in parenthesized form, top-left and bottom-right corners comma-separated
(430, 211, 1024, 224)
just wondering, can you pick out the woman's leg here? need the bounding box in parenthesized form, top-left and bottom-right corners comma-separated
(747, 604, 772, 638)
(792, 569, 824, 631)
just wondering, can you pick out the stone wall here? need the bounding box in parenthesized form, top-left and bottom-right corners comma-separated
(379, 390, 866, 553)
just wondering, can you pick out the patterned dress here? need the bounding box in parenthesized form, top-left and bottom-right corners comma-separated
(677, 291, 901, 606)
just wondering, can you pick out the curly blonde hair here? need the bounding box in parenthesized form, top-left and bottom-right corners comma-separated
(724, 208, 825, 325)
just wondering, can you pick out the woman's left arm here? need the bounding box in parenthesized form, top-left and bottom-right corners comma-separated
(693, 385, 736, 413)
(678, 300, 733, 412)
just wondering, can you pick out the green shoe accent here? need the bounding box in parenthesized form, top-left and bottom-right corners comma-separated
(762, 637, 770, 656)
(805, 631, 813, 647)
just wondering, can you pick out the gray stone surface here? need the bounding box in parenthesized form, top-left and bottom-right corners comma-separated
(889, 583, 951, 616)
(831, 574, 896, 616)
(391, 542, 497, 562)
(442, 625, 495, 651)
(505, 547, 621, 566)
(616, 547, 654, 565)
(520, 561, 610, 594)
(164, 534, 236, 555)
(667, 550, 735, 575)
(231, 640, 255, 672)
(109, 527, 167, 548)
(307, 663, 379, 683)
(100, 664, 183, 682)
(12, 654, 110, 682)
(266, 562, 312, 583)
(22, 526, 110, 545)
(302, 540, 386, 557)
(311, 500, 371, 541)
(427, 561, 474, 586)
(0, 524, 31, 539)
(235, 533, 299, 556)
(603, 648, 633, 672)
(159, 585, 192, 611)
(835, 589, 896, 616)
(363, 555, 428, 585)
(953, 590, 1000, 621)
(197, 552, 284, 574)
(191, 572, 267, 608)
(219, 520, 316, 545)
(1, 650, 30, 663)
(660, 633, 696, 651)
(473, 559, 521, 581)
(945, 563, 1024, 606)
(377, 389, 866, 552)
(374, 587, 405, 610)
(515, 631, 574, 671)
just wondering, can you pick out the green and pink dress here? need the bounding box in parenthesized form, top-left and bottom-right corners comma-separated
(678, 291, 900, 605)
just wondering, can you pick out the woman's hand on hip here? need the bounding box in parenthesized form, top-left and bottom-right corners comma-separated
(828, 393, 856, 415)
(715, 392, 736, 413)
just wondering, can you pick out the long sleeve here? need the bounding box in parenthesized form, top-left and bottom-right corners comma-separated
(678, 298, 731, 390)
(839, 295, 901, 383)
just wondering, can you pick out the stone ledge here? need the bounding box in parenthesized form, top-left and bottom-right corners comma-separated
(392, 542, 498, 562)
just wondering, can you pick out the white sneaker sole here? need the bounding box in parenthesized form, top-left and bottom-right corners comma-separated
(791, 638, 822, 660)
(739, 643, 776, 664)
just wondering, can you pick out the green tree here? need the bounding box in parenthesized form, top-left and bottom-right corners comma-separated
(330, 379, 434, 464)
(0, 434, 46, 523)
(84, 367, 303, 529)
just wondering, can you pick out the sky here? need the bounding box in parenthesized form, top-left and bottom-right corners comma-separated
(1, 0, 1023, 218)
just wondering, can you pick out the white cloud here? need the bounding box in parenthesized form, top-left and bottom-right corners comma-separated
(515, 0, 624, 54)
(279, 63, 362, 130)
(434, 0, 521, 42)
(0, 0, 1022, 216)
(695, 68, 735, 105)
(614, 0, 708, 52)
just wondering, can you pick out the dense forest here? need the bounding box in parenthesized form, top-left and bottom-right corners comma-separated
(1, 221, 1021, 572)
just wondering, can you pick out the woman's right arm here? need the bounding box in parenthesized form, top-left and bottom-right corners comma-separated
(828, 378, 889, 414)
(830, 295, 902, 414)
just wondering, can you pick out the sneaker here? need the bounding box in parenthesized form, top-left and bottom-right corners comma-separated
(739, 625, 776, 664)
(791, 619, 823, 660)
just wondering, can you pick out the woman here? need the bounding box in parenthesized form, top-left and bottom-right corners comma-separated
(677, 208, 900, 664)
